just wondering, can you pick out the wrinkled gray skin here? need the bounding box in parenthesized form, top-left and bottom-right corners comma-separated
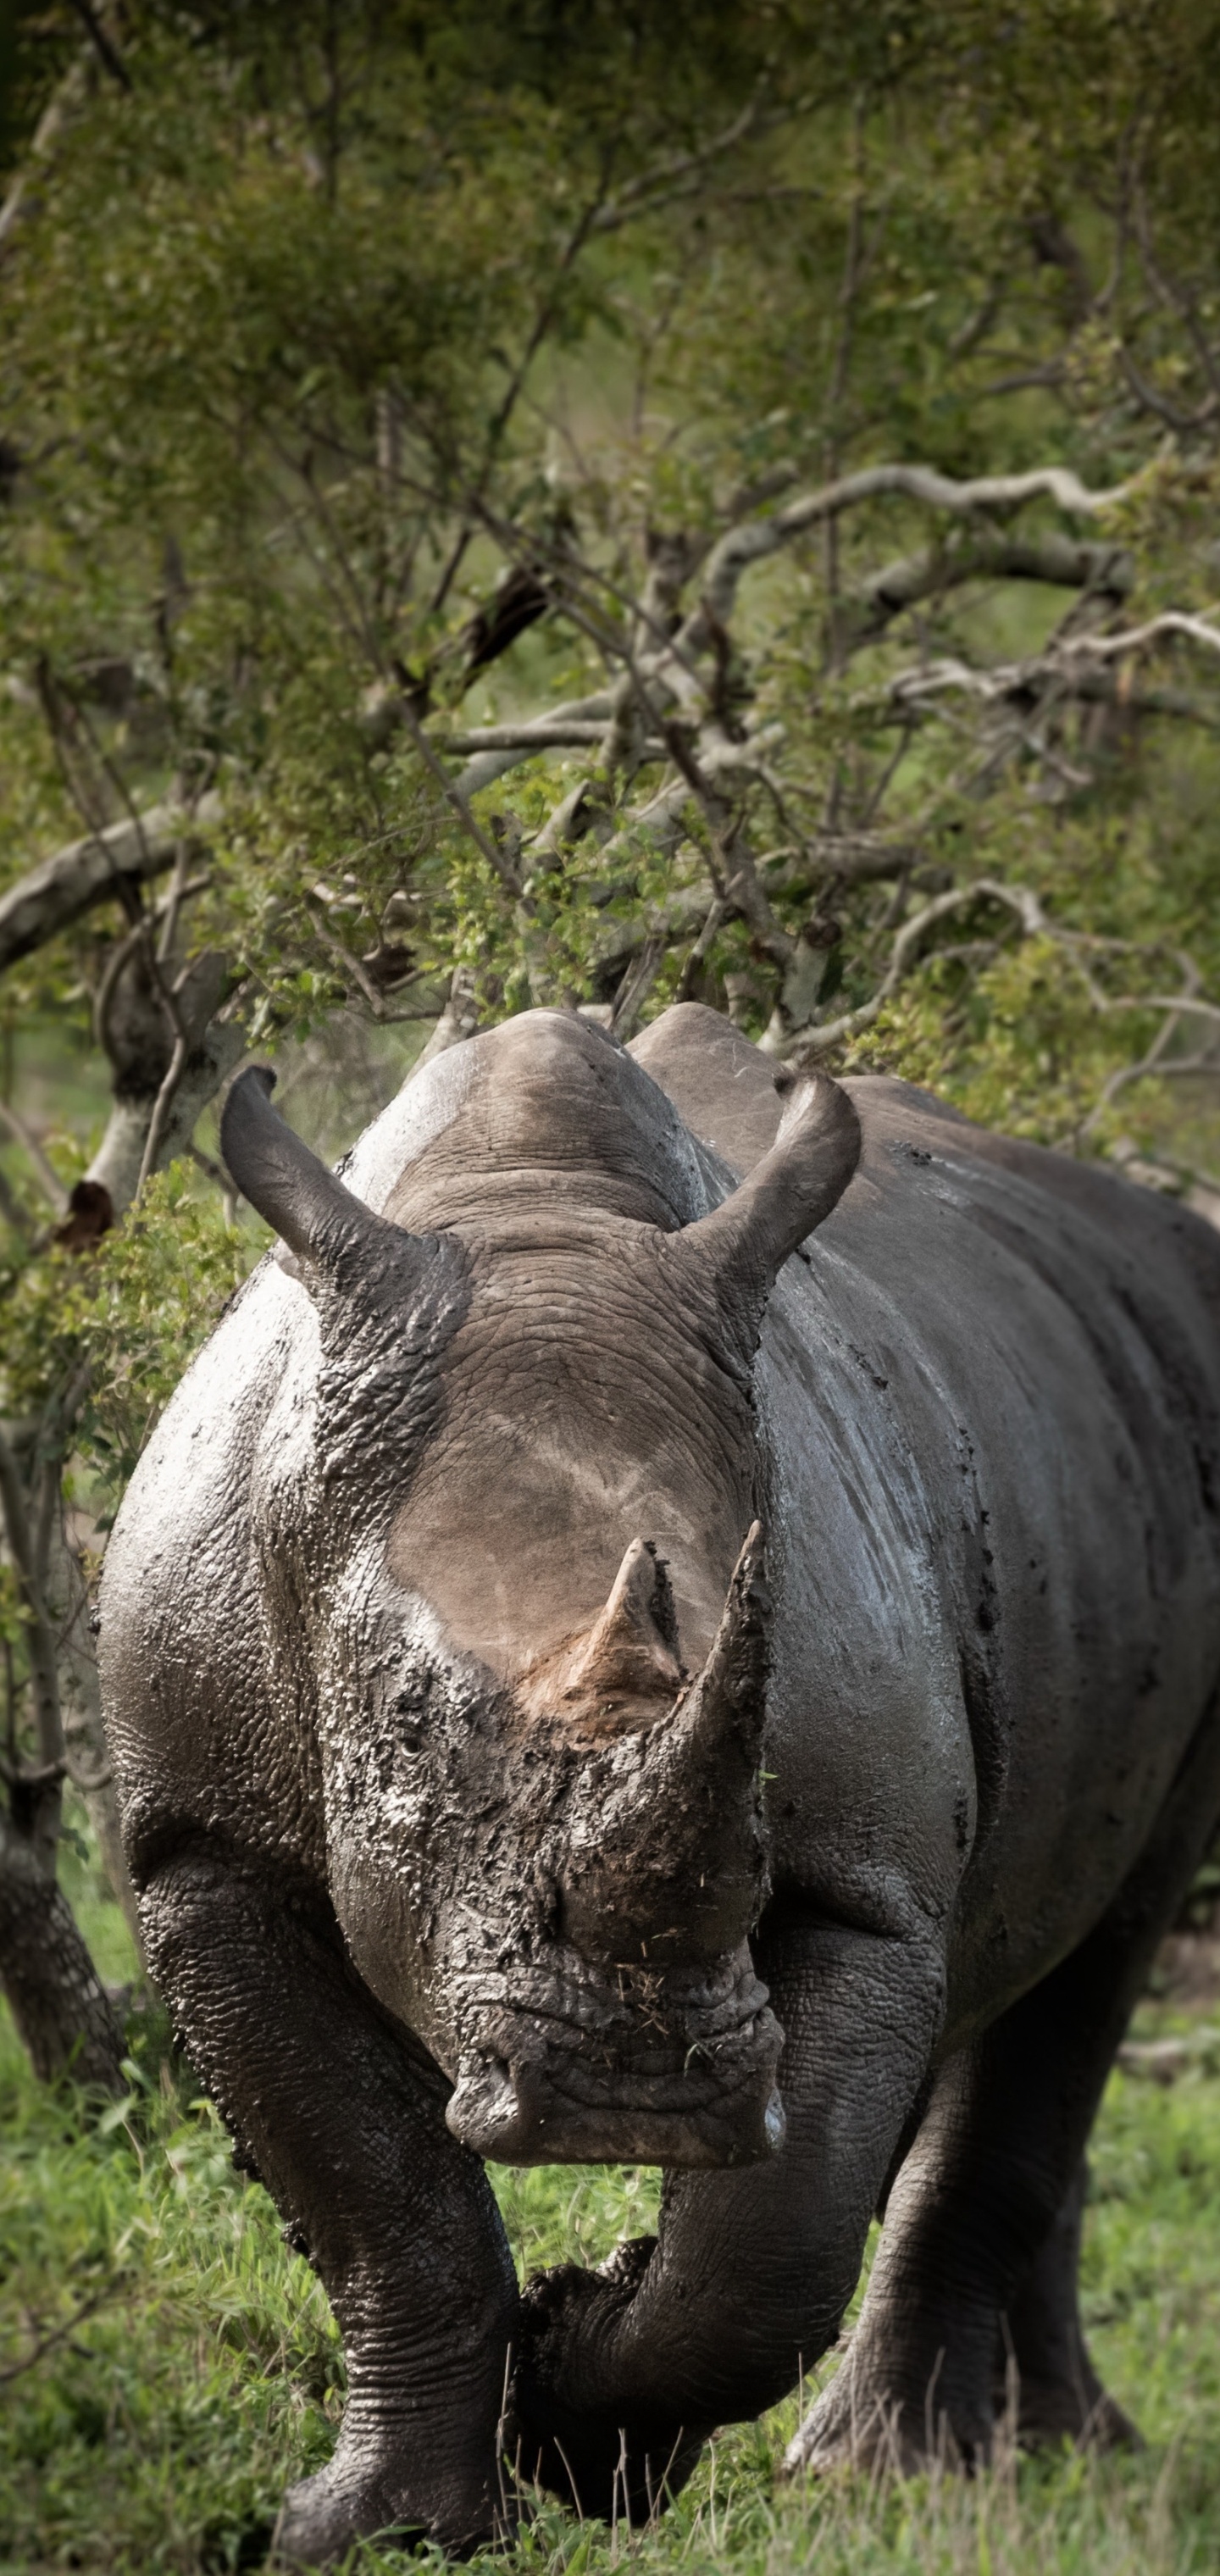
(100, 1004, 1220, 2564)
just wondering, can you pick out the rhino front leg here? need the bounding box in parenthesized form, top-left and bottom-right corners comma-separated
(141, 1849, 518, 2567)
(513, 1913, 944, 2520)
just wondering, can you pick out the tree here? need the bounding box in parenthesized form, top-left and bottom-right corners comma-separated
(3, 0, 1220, 2069)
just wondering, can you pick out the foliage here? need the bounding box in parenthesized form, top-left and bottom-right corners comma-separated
(3, 0, 1220, 2444)
(0, 1165, 256, 1519)
(2, 3, 1220, 1108)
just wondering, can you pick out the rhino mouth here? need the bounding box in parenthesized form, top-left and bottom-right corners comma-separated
(444, 1942, 785, 2167)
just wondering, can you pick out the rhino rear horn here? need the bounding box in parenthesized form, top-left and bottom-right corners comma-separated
(673, 1069, 860, 1348)
(221, 1066, 433, 1298)
(563, 1538, 685, 1702)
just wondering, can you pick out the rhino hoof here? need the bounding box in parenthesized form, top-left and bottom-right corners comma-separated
(273, 2461, 500, 2569)
(272, 2465, 413, 2569)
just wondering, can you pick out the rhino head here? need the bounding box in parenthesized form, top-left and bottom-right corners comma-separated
(222, 1021, 860, 2169)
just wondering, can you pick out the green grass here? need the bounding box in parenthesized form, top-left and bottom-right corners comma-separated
(6, 1885, 1220, 2576)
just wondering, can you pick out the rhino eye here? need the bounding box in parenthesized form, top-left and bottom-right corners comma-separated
(394, 1683, 428, 1754)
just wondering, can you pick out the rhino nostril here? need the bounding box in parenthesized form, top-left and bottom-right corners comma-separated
(446, 2057, 523, 2151)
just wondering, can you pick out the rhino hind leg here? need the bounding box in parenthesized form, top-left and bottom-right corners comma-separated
(141, 1849, 518, 2568)
(787, 1694, 1220, 2482)
(996, 2158, 1140, 2454)
(783, 2003, 1126, 2479)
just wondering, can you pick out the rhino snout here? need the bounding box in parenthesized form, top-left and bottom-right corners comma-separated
(442, 1951, 786, 2168)
(445, 2051, 786, 2168)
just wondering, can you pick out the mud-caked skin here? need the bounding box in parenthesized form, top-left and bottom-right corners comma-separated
(99, 1004, 1220, 2560)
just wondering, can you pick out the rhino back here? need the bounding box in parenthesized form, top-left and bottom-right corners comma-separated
(634, 1006, 1220, 2032)
(774, 1085, 1220, 2037)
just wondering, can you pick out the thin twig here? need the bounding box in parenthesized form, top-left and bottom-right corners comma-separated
(397, 696, 524, 892)
(0, 1100, 69, 1215)
(791, 877, 1049, 1058)
(64, 0, 131, 89)
(0, 2285, 114, 2384)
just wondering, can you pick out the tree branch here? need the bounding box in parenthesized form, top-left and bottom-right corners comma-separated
(588, 87, 775, 236)
(790, 878, 1051, 1059)
(679, 461, 1135, 656)
(399, 696, 523, 892)
(839, 533, 1133, 651)
(0, 1423, 65, 1870)
(65, 0, 132, 89)
(0, 793, 219, 975)
(0, 1100, 69, 1214)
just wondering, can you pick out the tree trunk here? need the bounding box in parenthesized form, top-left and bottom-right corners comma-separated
(0, 1425, 130, 2090)
(43, 1504, 145, 1962)
(0, 1811, 125, 2090)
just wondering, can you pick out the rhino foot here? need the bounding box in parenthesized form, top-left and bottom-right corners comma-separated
(996, 2370, 1143, 2457)
(272, 2449, 505, 2569)
(784, 2343, 995, 2479)
(512, 2245, 705, 2523)
(785, 2350, 1142, 2482)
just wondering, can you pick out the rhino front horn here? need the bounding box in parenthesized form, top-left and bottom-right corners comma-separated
(677, 1519, 772, 1769)
(563, 1522, 774, 1963)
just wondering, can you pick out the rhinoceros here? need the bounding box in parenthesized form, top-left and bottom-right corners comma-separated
(99, 1002, 1220, 2564)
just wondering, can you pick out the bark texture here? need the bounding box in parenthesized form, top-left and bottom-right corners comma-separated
(0, 1812, 125, 2090)
(0, 792, 219, 974)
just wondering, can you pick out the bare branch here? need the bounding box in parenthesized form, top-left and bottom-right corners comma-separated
(0, 1802, 125, 2090)
(65, 0, 132, 89)
(412, 965, 480, 1068)
(1117, 341, 1217, 434)
(0, 792, 219, 975)
(448, 694, 614, 801)
(790, 878, 1051, 1059)
(840, 533, 1133, 650)
(303, 896, 394, 1020)
(0, 2282, 114, 2384)
(1090, 991, 1220, 1032)
(443, 719, 613, 753)
(880, 646, 1220, 735)
(0, 57, 89, 256)
(589, 87, 776, 236)
(1080, 1002, 1200, 1140)
(133, 1024, 191, 1201)
(673, 894, 728, 1002)
(1062, 612, 1220, 663)
(430, 178, 616, 619)
(607, 935, 664, 1040)
(399, 696, 523, 892)
(679, 461, 1135, 656)
(0, 1424, 64, 1833)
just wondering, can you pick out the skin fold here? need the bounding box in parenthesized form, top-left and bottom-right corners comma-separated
(99, 1003, 1220, 2562)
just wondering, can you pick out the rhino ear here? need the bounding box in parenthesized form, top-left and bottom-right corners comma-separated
(674, 1069, 860, 1343)
(221, 1066, 431, 1296)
